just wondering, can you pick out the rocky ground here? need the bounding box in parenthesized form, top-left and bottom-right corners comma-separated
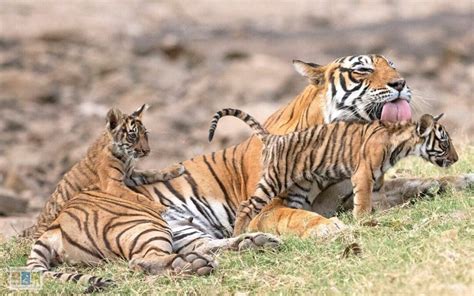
(0, 0, 472, 238)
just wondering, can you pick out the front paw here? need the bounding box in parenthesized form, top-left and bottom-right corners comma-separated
(176, 163, 186, 176)
(234, 232, 282, 251)
(353, 205, 372, 220)
(304, 217, 346, 239)
(169, 163, 186, 177)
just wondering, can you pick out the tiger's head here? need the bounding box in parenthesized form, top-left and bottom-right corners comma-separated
(416, 113, 458, 168)
(293, 54, 412, 123)
(106, 104, 151, 159)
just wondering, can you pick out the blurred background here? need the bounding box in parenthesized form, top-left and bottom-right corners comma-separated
(0, 0, 472, 237)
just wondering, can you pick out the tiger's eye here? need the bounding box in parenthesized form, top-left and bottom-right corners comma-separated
(440, 140, 449, 150)
(353, 67, 374, 74)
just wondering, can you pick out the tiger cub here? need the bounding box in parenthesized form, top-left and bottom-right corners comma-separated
(208, 108, 458, 235)
(25, 105, 215, 292)
(22, 104, 185, 239)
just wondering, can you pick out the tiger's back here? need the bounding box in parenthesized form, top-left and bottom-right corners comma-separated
(41, 190, 171, 265)
(21, 137, 105, 238)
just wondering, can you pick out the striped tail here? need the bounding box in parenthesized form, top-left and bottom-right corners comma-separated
(20, 225, 35, 238)
(27, 240, 114, 293)
(208, 108, 268, 142)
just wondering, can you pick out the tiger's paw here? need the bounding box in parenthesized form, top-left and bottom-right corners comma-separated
(169, 163, 186, 178)
(304, 217, 346, 239)
(171, 252, 217, 276)
(129, 252, 217, 276)
(233, 232, 282, 251)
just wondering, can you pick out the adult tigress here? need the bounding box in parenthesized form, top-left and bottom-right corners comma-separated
(25, 54, 472, 254)
(131, 54, 472, 254)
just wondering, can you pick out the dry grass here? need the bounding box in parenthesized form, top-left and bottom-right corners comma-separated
(0, 147, 473, 295)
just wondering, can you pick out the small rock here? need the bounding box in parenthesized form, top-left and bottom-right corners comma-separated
(3, 168, 28, 193)
(0, 187, 29, 215)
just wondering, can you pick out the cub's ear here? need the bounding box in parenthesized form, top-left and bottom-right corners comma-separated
(106, 107, 124, 131)
(131, 104, 150, 119)
(433, 113, 444, 121)
(292, 60, 325, 85)
(416, 114, 434, 137)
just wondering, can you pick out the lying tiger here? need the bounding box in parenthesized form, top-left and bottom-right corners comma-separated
(26, 105, 215, 292)
(208, 108, 458, 235)
(22, 104, 184, 239)
(24, 54, 473, 255)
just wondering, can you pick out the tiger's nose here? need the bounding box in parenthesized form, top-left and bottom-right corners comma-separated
(450, 151, 459, 164)
(388, 79, 406, 92)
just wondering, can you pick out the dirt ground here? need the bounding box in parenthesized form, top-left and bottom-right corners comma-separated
(0, 0, 472, 238)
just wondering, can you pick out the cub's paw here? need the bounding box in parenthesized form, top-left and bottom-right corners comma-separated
(233, 232, 282, 251)
(304, 217, 346, 239)
(172, 252, 217, 276)
(129, 252, 217, 276)
(170, 163, 186, 177)
(448, 173, 474, 190)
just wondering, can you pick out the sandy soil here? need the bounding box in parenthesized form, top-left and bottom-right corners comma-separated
(0, 0, 472, 237)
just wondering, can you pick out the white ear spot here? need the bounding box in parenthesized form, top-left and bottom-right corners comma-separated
(136, 104, 150, 113)
(132, 104, 150, 118)
(433, 113, 444, 121)
(292, 60, 312, 77)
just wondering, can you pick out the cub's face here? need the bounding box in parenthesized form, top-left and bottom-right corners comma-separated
(106, 104, 150, 159)
(293, 54, 412, 123)
(417, 114, 458, 168)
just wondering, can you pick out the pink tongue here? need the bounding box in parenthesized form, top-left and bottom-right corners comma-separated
(381, 99, 412, 122)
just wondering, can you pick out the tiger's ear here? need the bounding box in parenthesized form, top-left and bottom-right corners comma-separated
(433, 113, 444, 121)
(416, 114, 434, 137)
(131, 104, 150, 119)
(293, 60, 325, 84)
(106, 107, 124, 131)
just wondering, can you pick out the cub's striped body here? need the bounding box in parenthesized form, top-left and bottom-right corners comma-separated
(25, 105, 202, 291)
(208, 109, 458, 235)
(22, 105, 184, 239)
(27, 191, 215, 292)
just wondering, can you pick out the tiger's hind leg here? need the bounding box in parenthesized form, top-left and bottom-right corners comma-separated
(378, 174, 474, 209)
(117, 215, 216, 276)
(26, 226, 113, 292)
(126, 227, 216, 276)
(233, 176, 280, 236)
(248, 198, 346, 239)
(341, 173, 474, 211)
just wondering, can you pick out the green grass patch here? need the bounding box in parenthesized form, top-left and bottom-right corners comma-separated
(1, 147, 473, 295)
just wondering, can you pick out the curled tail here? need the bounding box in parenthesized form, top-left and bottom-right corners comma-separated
(27, 239, 114, 293)
(208, 108, 268, 142)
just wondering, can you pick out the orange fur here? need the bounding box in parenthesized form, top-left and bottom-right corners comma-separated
(208, 110, 458, 234)
(22, 105, 184, 239)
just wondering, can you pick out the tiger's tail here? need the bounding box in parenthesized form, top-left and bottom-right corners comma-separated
(208, 108, 268, 142)
(27, 239, 114, 293)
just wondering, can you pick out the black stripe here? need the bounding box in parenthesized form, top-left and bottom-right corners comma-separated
(162, 180, 186, 203)
(202, 155, 236, 209)
(63, 211, 82, 231)
(71, 274, 83, 282)
(127, 228, 165, 259)
(61, 227, 103, 260)
(130, 236, 172, 257)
